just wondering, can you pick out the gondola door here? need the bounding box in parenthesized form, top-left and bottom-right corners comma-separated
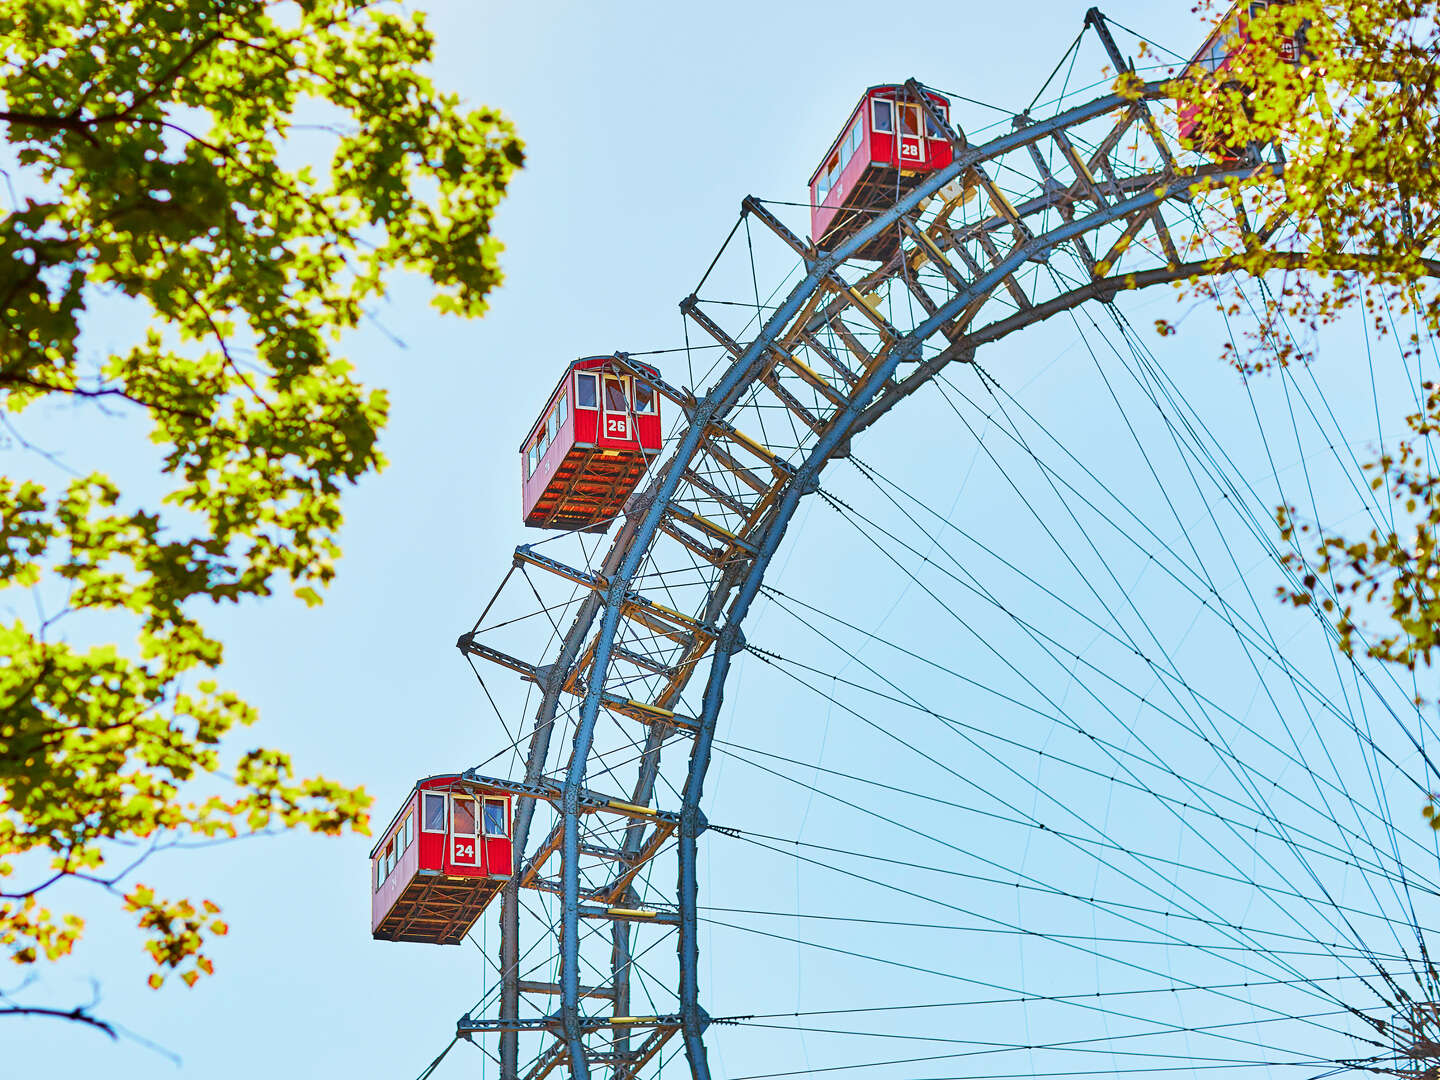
(897, 103, 926, 169)
(602, 375, 630, 443)
(449, 793, 480, 869)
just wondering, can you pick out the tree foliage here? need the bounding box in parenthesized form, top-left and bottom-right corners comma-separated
(1155, 2, 1440, 814)
(0, 0, 520, 1025)
(1176, 0, 1440, 647)
(1187, 0, 1439, 283)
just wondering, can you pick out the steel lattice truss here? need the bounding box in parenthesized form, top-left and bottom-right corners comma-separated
(454, 12, 1422, 1080)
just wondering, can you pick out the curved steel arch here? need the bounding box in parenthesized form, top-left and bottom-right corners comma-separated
(457, 39, 1419, 1080)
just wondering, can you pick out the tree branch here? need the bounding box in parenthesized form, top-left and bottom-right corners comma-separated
(0, 373, 209, 421)
(0, 1005, 116, 1039)
(0, 9, 257, 136)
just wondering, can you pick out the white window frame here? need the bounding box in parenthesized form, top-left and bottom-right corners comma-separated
(924, 103, 948, 140)
(421, 791, 447, 834)
(482, 797, 509, 837)
(633, 381, 657, 415)
(872, 98, 893, 134)
(576, 372, 598, 409)
(898, 103, 922, 138)
(602, 374, 630, 414)
(451, 794, 479, 837)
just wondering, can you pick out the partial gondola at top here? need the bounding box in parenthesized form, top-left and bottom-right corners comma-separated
(1178, 0, 1299, 158)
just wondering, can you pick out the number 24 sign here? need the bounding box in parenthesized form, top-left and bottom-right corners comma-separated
(453, 839, 475, 860)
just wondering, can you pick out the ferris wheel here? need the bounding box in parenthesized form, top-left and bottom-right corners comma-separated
(376, 5, 1440, 1078)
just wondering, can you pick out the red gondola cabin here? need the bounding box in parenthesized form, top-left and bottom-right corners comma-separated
(370, 775, 514, 945)
(1178, 1, 1298, 157)
(808, 84, 956, 262)
(521, 357, 664, 531)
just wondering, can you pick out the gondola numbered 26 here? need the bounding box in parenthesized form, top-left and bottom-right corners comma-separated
(520, 356, 663, 531)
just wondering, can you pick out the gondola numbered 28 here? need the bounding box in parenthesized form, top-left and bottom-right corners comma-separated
(808, 83, 956, 262)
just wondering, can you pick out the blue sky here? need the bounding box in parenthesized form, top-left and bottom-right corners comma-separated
(10, 1, 1437, 1078)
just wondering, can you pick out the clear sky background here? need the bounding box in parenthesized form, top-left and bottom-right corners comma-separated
(9, 2, 1434, 1079)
